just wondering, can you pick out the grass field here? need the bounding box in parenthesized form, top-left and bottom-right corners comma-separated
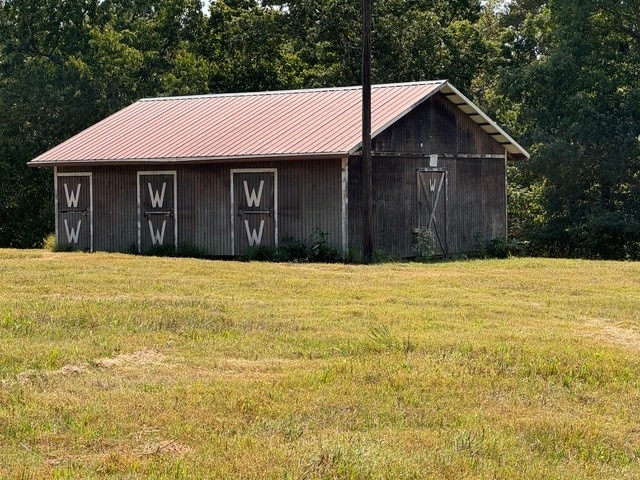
(0, 250, 639, 479)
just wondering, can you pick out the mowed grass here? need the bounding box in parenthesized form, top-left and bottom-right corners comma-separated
(1, 250, 639, 479)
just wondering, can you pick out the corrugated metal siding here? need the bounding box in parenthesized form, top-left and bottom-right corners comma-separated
(373, 157, 416, 256)
(445, 158, 508, 253)
(278, 160, 343, 248)
(97, 168, 138, 252)
(179, 164, 231, 254)
(452, 158, 483, 253)
(348, 90, 509, 258)
(481, 157, 507, 240)
(62, 165, 148, 252)
(157, 161, 342, 255)
(58, 160, 343, 256)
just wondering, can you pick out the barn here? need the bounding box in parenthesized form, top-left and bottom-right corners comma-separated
(28, 80, 529, 258)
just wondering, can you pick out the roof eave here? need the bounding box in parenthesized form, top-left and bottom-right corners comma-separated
(350, 81, 530, 160)
(440, 83, 530, 160)
(27, 151, 349, 168)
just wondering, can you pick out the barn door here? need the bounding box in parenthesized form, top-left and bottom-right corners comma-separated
(137, 171, 177, 252)
(417, 170, 447, 255)
(56, 172, 92, 251)
(231, 169, 278, 256)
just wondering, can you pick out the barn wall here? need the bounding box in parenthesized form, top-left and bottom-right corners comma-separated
(373, 92, 504, 155)
(57, 165, 138, 252)
(58, 159, 343, 255)
(348, 155, 506, 258)
(349, 92, 508, 258)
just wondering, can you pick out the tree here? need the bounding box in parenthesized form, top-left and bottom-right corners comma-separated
(0, 0, 210, 247)
(256, 0, 489, 90)
(494, 0, 640, 258)
(203, 0, 306, 92)
(0, 0, 514, 248)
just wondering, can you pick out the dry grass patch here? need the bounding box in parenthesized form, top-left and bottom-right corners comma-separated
(1, 250, 639, 478)
(583, 318, 640, 352)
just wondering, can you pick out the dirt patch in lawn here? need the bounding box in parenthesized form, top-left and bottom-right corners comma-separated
(16, 349, 167, 383)
(584, 319, 640, 352)
(94, 349, 166, 368)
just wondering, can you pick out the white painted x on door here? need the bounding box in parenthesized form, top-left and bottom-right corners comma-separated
(417, 170, 447, 255)
(138, 171, 177, 252)
(56, 172, 92, 251)
(231, 169, 277, 255)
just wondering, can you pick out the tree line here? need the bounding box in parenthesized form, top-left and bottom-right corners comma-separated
(1, 0, 639, 259)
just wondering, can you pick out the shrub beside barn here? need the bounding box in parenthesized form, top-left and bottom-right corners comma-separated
(28, 81, 529, 258)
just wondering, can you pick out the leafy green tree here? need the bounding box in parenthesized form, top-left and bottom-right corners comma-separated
(0, 0, 209, 247)
(204, 0, 306, 92)
(280, 0, 362, 87)
(374, 0, 487, 89)
(250, 0, 489, 90)
(495, 0, 640, 258)
(0, 0, 529, 249)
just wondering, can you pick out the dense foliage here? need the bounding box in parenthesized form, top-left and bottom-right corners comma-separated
(1, 0, 639, 258)
(491, 0, 640, 259)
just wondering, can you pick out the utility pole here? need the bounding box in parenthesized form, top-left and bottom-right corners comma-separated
(361, 0, 373, 262)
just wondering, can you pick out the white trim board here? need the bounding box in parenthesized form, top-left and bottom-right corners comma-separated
(54, 170, 94, 252)
(230, 168, 278, 256)
(136, 170, 178, 253)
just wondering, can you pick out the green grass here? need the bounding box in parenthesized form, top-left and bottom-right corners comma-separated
(1, 250, 639, 479)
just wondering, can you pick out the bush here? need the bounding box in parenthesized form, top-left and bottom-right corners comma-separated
(274, 237, 308, 262)
(42, 233, 57, 251)
(573, 209, 640, 260)
(413, 227, 436, 261)
(307, 227, 341, 263)
(245, 228, 342, 263)
(372, 249, 401, 263)
(42, 233, 72, 252)
(486, 237, 510, 258)
(242, 244, 276, 261)
(346, 245, 363, 264)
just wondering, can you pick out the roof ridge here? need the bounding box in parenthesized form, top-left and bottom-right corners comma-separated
(28, 79, 529, 166)
(140, 80, 447, 102)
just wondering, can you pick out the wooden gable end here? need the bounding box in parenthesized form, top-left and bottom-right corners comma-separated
(372, 92, 504, 156)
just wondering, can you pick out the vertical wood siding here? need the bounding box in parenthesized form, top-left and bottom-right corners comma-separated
(373, 93, 504, 155)
(349, 92, 508, 258)
(349, 155, 506, 257)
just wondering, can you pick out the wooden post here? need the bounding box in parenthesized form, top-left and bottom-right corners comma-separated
(361, 0, 373, 262)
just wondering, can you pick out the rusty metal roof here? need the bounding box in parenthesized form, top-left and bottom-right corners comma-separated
(29, 81, 528, 166)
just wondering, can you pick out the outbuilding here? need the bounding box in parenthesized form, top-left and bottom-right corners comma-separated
(28, 80, 529, 258)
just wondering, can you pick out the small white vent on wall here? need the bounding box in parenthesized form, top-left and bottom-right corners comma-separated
(429, 154, 438, 168)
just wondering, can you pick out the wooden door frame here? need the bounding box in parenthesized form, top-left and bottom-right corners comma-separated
(230, 168, 278, 256)
(137, 170, 178, 253)
(54, 168, 94, 251)
(417, 168, 447, 255)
